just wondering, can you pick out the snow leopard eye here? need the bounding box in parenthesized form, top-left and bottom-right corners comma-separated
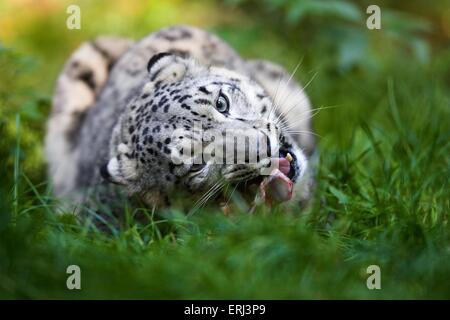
(215, 91, 229, 114)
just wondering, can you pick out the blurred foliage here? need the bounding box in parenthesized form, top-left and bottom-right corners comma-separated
(224, 0, 436, 69)
(0, 0, 449, 298)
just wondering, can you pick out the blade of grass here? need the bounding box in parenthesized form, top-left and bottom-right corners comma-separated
(12, 113, 21, 226)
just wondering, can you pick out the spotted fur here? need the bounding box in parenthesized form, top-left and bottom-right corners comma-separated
(45, 25, 315, 211)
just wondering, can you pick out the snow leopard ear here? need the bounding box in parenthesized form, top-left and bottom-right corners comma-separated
(146, 52, 189, 83)
(99, 160, 122, 185)
(100, 144, 138, 185)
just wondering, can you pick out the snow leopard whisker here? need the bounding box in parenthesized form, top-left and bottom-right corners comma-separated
(274, 71, 318, 125)
(266, 74, 284, 121)
(189, 179, 226, 215)
(283, 130, 323, 138)
(277, 105, 342, 130)
(274, 70, 316, 123)
(267, 58, 304, 121)
(191, 180, 221, 211)
(196, 180, 227, 212)
(194, 179, 223, 207)
(225, 182, 240, 207)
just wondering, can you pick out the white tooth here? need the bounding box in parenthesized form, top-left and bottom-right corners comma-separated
(286, 153, 293, 162)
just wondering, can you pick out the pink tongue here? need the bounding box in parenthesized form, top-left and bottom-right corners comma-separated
(276, 158, 291, 176)
(258, 167, 293, 204)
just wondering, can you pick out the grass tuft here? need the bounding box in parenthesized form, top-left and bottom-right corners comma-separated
(0, 0, 449, 299)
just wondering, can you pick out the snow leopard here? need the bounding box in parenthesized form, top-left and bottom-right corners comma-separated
(45, 25, 315, 213)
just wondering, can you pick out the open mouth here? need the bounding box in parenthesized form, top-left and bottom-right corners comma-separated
(278, 147, 297, 180)
(195, 148, 298, 205)
(249, 148, 297, 205)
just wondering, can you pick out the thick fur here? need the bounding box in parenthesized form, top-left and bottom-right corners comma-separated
(45, 25, 315, 211)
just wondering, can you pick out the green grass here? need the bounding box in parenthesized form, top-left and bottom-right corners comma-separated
(0, 0, 449, 299)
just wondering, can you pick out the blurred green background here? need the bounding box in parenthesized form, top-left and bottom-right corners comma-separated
(0, 0, 449, 299)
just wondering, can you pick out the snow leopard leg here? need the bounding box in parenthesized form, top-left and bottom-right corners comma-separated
(45, 37, 133, 198)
